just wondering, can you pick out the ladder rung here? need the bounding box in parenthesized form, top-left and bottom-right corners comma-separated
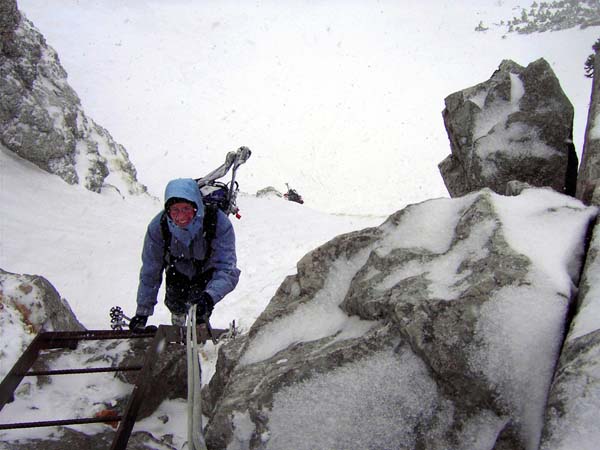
(0, 415, 122, 430)
(22, 365, 143, 376)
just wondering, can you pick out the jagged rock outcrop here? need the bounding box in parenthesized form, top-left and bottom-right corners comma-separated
(439, 58, 578, 198)
(576, 44, 600, 205)
(0, 0, 146, 196)
(203, 188, 597, 450)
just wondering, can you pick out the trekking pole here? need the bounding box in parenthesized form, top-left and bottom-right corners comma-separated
(109, 306, 130, 330)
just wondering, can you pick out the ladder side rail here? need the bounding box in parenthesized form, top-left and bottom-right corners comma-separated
(110, 325, 182, 450)
(0, 332, 48, 410)
(23, 365, 144, 376)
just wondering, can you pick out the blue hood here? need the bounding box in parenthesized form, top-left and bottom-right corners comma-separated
(163, 179, 205, 247)
(164, 178, 204, 214)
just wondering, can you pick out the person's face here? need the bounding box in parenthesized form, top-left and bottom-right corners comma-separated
(168, 202, 196, 227)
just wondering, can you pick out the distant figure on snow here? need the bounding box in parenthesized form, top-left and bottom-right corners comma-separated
(130, 178, 240, 330)
(284, 183, 304, 204)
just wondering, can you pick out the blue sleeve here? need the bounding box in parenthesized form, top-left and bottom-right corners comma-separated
(204, 211, 241, 303)
(135, 213, 165, 316)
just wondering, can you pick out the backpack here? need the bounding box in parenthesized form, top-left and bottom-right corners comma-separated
(161, 146, 251, 267)
(199, 181, 235, 214)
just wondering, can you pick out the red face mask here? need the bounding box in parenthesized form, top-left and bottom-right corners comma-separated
(168, 202, 196, 227)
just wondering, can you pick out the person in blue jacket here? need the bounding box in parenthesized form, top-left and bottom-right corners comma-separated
(130, 178, 241, 330)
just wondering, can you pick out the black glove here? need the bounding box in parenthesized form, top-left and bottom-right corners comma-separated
(129, 314, 148, 331)
(191, 292, 214, 319)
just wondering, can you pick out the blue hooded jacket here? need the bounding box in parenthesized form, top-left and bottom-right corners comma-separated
(135, 178, 241, 316)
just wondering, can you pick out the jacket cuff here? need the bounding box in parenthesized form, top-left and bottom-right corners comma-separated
(136, 305, 154, 317)
(204, 289, 221, 304)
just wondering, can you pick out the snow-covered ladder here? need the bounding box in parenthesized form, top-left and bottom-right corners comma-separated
(0, 326, 185, 450)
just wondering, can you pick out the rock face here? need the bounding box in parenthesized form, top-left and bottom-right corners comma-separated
(0, 268, 84, 334)
(576, 44, 600, 205)
(543, 51, 600, 447)
(439, 59, 578, 198)
(0, 0, 146, 196)
(203, 188, 596, 450)
(540, 188, 600, 449)
(0, 268, 85, 380)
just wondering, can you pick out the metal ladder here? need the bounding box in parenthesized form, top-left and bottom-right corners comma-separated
(0, 325, 211, 449)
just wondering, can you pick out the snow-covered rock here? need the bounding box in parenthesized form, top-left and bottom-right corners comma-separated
(203, 188, 597, 450)
(439, 58, 578, 198)
(256, 187, 283, 199)
(541, 184, 600, 450)
(0, 0, 146, 196)
(0, 268, 85, 380)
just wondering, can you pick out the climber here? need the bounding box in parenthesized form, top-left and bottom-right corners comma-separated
(130, 178, 240, 330)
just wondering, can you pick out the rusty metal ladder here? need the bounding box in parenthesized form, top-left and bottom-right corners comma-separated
(0, 325, 186, 449)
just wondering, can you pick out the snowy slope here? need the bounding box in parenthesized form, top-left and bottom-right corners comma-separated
(0, 144, 382, 331)
(17, 0, 598, 215)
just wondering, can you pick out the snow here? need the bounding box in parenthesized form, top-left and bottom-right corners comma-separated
(591, 110, 600, 140)
(473, 72, 524, 141)
(567, 223, 600, 340)
(230, 412, 255, 449)
(1, 0, 600, 448)
(267, 347, 451, 450)
(0, 280, 36, 381)
(493, 188, 595, 292)
(74, 140, 93, 183)
(240, 249, 377, 365)
(510, 72, 526, 105)
(380, 194, 476, 254)
(472, 284, 567, 449)
(380, 219, 493, 298)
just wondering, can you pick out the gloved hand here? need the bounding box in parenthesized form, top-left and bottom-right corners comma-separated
(129, 314, 148, 332)
(190, 292, 214, 319)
